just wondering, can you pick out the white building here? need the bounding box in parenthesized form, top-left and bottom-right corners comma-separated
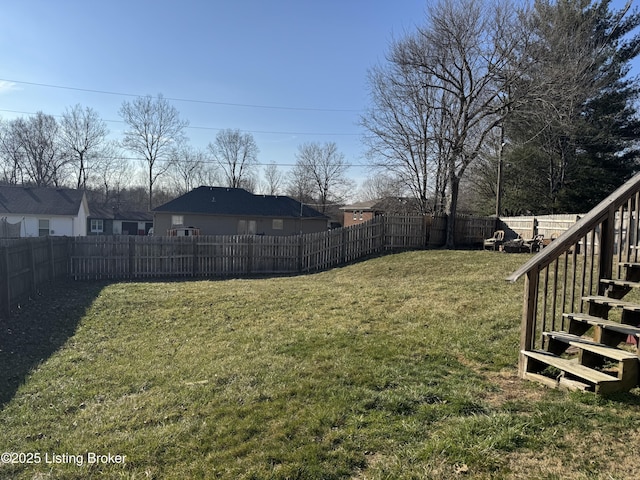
(0, 186, 89, 238)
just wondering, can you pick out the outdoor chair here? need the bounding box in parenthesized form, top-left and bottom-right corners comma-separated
(483, 230, 505, 251)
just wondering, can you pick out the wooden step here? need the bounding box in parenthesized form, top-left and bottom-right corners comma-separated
(543, 331, 637, 361)
(600, 279, 640, 289)
(521, 350, 621, 393)
(582, 295, 640, 311)
(522, 372, 591, 392)
(563, 312, 640, 338)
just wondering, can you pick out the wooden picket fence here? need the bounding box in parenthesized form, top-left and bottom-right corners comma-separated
(0, 215, 495, 316)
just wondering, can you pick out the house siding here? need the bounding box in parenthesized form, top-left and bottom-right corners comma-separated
(2, 215, 77, 237)
(343, 210, 376, 228)
(153, 213, 327, 236)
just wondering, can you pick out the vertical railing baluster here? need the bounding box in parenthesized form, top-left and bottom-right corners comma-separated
(617, 205, 624, 277)
(572, 247, 579, 312)
(541, 265, 550, 346)
(589, 229, 597, 295)
(635, 192, 640, 264)
(561, 251, 569, 331)
(551, 258, 559, 332)
(580, 235, 588, 310)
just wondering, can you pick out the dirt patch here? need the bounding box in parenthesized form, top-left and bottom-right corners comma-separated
(481, 369, 548, 407)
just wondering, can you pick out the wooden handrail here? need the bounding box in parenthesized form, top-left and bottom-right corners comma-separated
(507, 173, 640, 283)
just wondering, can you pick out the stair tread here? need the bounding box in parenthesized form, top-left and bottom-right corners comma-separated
(582, 295, 640, 311)
(523, 372, 591, 392)
(563, 312, 640, 336)
(600, 279, 640, 288)
(522, 350, 620, 384)
(543, 331, 638, 360)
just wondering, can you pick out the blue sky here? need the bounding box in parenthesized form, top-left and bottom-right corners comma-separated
(0, 0, 427, 190)
(0, 0, 638, 192)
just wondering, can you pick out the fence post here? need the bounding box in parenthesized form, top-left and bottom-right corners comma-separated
(298, 234, 304, 273)
(341, 228, 348, 264)
(192, 236, 198, 277)
(128, 236, 135, 278)
(48, 237, 55, 281)
(247, 236, 254, 274)
(28, 239, 37, 294)
(0, 245, 10, 318)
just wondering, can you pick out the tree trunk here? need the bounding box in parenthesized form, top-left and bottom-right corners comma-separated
(445, 174, 460, 249)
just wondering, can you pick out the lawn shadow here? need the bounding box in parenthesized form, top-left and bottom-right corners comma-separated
(0, 280, 107, 409)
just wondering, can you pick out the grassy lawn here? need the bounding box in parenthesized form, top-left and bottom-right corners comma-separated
(1, 250, 639, 479)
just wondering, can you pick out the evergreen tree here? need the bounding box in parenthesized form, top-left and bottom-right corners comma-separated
(503, 0, 640, 214)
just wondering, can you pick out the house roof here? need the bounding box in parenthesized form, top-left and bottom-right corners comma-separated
(0, 185, 86, 216)
(153, 186, 328, 219)
(88, 205, 153, 221)
(340, 200, 379, 211)
(341, 197, 424, 215)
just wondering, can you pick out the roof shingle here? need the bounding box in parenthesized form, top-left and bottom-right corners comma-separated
(153, 186, 327, 219)
(0, 186, 85, 216)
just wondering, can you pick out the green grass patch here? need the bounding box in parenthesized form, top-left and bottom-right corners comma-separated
(1, 251, 639, 479)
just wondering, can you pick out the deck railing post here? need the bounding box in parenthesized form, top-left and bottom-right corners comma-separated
(519, 268, 539, 377)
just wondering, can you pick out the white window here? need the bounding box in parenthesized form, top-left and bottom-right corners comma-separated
(38, 219, 49, 237)
(91, 219, 104, 233)
(238, 220, 257, 235)
(272, 219, 284, 230)
(171, 215, 184, 226)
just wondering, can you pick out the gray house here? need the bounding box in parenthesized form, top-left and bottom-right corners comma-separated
(87, 206, 153, 236)
(152, 186, 328, 236)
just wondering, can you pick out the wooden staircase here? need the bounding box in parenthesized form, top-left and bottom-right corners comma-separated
(508, 174, 640, 394)
(521, 263, 640, 393)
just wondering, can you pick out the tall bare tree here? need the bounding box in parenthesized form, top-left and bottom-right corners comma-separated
(361, 53, 438, 214)
(292, 142, 352, 213)
(0, 118, 24, 184)
(8, 112, 68, 187)
(208, 129, 259, 190)
(60, 104, 109, 190)
(363, 0, 525, 247)
(119, 94, 188, 210)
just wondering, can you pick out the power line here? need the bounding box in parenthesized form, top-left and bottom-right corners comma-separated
(0, 78, 362, 113)
(0, 108, 361, 137)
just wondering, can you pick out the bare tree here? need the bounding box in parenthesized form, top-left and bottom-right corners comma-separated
(168, 144, 211, 194)
(208, 129, 259, 190)
(364, 0, 524, 247)
(262, 162, 284, 195)
(0, 118, 24, 184)
(90, 141, 132, 208)
(60, 104, 109, 190)
(357, 174, 407, 202)
(119, 94, 188, 210)
(361, 54, 438, 214)
(8, 112, 68, 187)
(292, 142, 352, 213)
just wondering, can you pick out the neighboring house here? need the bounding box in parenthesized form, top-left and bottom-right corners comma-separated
(341, 197, 423, 227)
(87, 206, 153, 236)
(0, 185, 89, 237)
(153, 186, 328, 236)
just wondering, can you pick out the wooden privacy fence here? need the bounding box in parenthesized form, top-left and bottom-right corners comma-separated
(0, 237, 70, 317)
(69, 215, 494, 280)
(0, 215, 495, 315)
